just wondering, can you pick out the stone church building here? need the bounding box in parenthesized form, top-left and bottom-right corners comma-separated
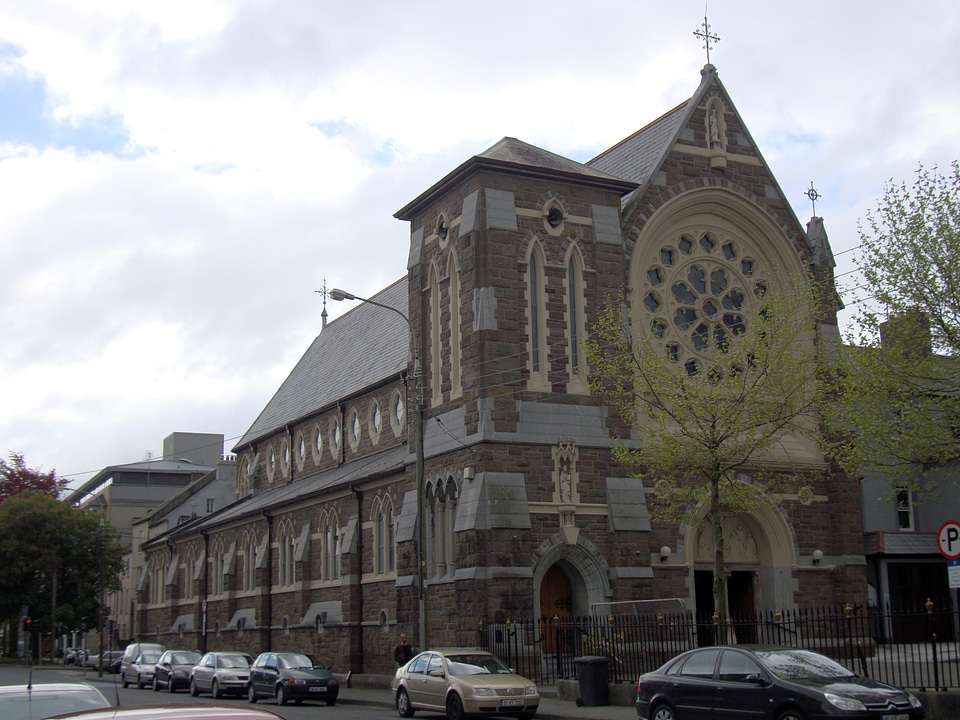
(140, 63, 866, 674)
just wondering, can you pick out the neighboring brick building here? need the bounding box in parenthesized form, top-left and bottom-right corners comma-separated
(140, 64, 866, 674)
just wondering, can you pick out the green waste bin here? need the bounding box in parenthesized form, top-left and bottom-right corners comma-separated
(574, 655, 609, 707)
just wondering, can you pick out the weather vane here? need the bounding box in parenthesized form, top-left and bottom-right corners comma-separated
(805, 181, 822, 216)
(693, 12, 720, 64)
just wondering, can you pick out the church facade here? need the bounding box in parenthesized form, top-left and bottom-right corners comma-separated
(139, 64, 866, 675)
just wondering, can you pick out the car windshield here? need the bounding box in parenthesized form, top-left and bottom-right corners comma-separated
(0, 686, 109, 720)
(278, 653, 316, 669)
(446, 654, 512, 675)
(218, 654, 251, 668)
(172, 652, 201, 665)
(756, 650, 857, 681)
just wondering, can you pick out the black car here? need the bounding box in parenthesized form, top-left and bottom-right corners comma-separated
(153, 650, 202, 693)
(636, 646, 924, 720)
(248, 652, 339, 706)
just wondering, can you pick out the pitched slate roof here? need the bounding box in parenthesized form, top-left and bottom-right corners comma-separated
(234, 279, 409, 450)
(396, 137, 635, 220)
(195, 445, 407, 529)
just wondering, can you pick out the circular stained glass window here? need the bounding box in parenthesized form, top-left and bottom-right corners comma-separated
(642, 233, 764, 367)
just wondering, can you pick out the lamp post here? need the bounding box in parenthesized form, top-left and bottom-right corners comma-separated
(328, 288, 427, 651)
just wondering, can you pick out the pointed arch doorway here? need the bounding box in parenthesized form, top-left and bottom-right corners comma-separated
(539, 565, 573, 652)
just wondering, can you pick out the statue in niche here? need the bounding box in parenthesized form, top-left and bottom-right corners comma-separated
(559, 462, 572, 503)
(709, 108, 722, 149)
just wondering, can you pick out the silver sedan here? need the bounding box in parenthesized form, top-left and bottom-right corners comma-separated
(190, 651, 254, 698)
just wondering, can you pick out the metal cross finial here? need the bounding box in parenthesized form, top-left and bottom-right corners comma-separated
(693, 15, 720, 64)
(805, 181, 822, 216)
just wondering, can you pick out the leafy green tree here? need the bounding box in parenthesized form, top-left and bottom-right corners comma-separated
(585, 277, 827, 621)
(0, 452, 67, 502)
(826, 161, 960, 496)
(0, 491, 124, 656)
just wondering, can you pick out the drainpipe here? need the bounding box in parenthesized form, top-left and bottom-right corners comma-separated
(351, 485, 364, 672)
(262, 511, 274, 652)
(200, 529, 209, 653)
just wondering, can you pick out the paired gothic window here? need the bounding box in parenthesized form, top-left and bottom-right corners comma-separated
(448, 254, 462, 398)
(320, 510, 341, 581)
(240, 530, 257, 592)
(372, 495, 396, 575)
(426, 478, 458, 579)
(211, 538, 225, 596)
(526, 242, 548, 383)
(278, 520, 296, 587)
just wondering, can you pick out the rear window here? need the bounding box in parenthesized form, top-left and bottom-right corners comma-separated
(677, 649, 720, 679)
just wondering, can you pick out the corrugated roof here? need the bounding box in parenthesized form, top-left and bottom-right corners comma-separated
(234, 279, 409, 450)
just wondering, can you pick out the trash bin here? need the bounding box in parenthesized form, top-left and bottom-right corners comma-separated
(573, 655, 609, 707)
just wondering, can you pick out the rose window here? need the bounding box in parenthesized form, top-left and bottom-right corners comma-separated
(642, 233, 764, 373)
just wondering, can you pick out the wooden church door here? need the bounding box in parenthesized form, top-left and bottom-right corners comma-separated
(540, 565, 573, 652)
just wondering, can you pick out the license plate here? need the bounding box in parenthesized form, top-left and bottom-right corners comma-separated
(309, 686, 326, 692)
(499, 699, 523, 707)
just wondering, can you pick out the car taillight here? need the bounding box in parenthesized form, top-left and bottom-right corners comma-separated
(636, 678, 642, 694)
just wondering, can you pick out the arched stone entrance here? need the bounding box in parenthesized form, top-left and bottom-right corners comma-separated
(683, 503, 797, 622)
(533, 534, 612, 633)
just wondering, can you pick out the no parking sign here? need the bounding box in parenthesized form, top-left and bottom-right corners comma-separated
(939, 520, 960, 589)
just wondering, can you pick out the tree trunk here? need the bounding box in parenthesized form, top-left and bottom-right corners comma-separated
(711, 474, 727, 644)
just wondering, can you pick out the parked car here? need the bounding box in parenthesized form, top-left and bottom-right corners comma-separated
(122, 651, 163, 689)
(0, 682, 109, 720)
(120, 642, 165, 678)
(107, 654, 123, 674)
(392, 649, 538, 719)
(153, 650, 202, 693)
(248, 652, 338, 706)
(635, 646, 925, 720)
(190, 651, 254, 699)
(83, 650, 122, 671)
(63, 647, 80, 665)
(46, 704, 285, 719)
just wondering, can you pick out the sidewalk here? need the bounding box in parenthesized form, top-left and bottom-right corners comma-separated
(337, 683, 637, 720)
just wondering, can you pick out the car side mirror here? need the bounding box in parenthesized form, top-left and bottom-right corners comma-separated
(746, 674, 766, 686)
(428, 669, 445, 678)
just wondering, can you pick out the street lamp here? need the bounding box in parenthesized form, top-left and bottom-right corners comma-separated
(328, 288, 428, 651)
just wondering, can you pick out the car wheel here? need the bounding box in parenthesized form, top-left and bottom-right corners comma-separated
(137, 675, 144, 690)
(121, 675, 129, 689)
(168, 676, 177, 693)
(153, 676, 159, 692)
(190, 678, 200, 697)
(248, 684, 258, 703)
(652, 703, 677, 720)
(776, 711, 807, 720)
(276, 684, 288, 706)
(325, 697, 337, 707)
(446, 692, 466, 720)
(295, 698, 303, 705)
(396, 688, 415, 718)
(212, 679, 222, 699)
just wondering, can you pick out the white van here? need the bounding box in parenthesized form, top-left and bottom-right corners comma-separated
(120, 642, 165, 676)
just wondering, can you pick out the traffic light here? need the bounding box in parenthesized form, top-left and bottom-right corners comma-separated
(24, 617, 32, 630)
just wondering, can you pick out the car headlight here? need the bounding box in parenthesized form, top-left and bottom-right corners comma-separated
(285, 678, 304, 685)
(525, 685, 537, 695)
(473, 688, 495, 696)
(824, 692, 866, 712)
(328, 678, 338, 686)
(907, 692, 923, 709)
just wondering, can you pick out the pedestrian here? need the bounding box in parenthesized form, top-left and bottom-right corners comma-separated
(393, 633, 414, 666)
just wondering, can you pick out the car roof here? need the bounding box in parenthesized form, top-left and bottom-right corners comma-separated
(0, 683, 105, 696)
(48, 704, 284, 719)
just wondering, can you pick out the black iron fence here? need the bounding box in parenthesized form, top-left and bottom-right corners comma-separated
(477, 602, 959, 691)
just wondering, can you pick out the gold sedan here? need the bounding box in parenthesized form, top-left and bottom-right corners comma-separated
(391, 649, 539, 720)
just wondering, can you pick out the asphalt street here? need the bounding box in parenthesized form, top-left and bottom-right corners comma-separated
(0, 662, 637, 720)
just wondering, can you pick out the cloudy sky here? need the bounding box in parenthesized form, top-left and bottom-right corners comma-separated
(2, 1, 959, 489)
